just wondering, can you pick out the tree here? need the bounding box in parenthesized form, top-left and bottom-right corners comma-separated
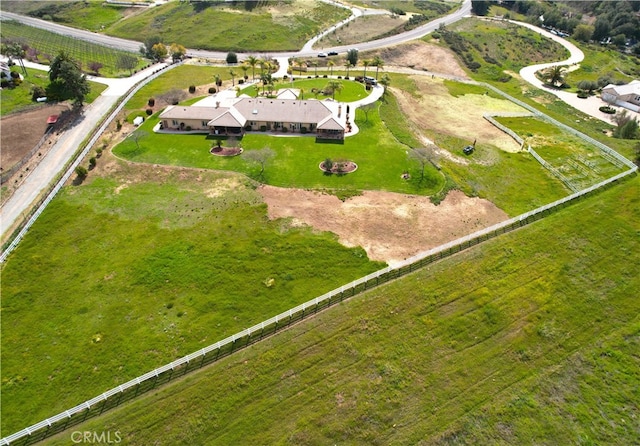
(226, 52, 238, 64)
(47, 51, 90, 105)
(327, 60, 335, 76)
(169, 43, 186, 62)
(243, 147, 275, 180)
(325, 80, 343, 99)
(612, 110, 639, 139)
(2, 42, 27, 76)
(362, 59, 371, 77)
(131, 130, 149, 151)
(372, 56, 384, 79)
(471, 0, 492, 16)
(359, 102, 376, 122)
(245, 55, 259, 80)
(229, 69, 236, 86)
(408, 146, 439, 182)
(159, 88, 187, 105)
(117, 54, 138, 75)
(293, 58, 306, 75)
(576, 80, 598, 94)
(344, 61, 352, 77)
(378, 74, 391, 92)
(572, 24, 594, 42)
(88, 61, 103, 75)
(150, 43, 168, 62)
(75, 165, 88, 179)
(140, 36, 162, 59)
(346, 48, 358, 66)
(544, 65, 566, 87)
(311, 61, 318, 77)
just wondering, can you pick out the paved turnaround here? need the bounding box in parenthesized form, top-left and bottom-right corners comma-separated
(0, 0, 473, 240)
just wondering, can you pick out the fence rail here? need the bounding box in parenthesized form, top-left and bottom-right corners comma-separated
(1, 68, 638, 446)
(2, 163, 635, 446)
(0, 62, 179, 263)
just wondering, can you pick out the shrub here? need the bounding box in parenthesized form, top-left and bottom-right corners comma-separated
(185, 125, 192, 131)
(96, 148, 103, 157)
(344, 76, 349, 80)
(10, 71, 20, 79)
(208, 87, 216, 94)
(31, 86, 46, 102)
(146, 108, 153, 115)
(323, 74, 328, 78)
(577, 91, 589, 99)
(1, 80, 10, 88)
(337, 75, 342, 79)
(260, 125, 267, 132)
(238, 79, 244, 84)
(226, 52, 238, 64)
(245, 125, 252, 131)
(599, 106, 616, 114)
(148, 98, 155, 107)
(283, 75, 288, 80)
(188, 85, 196, 93)
(75, 165, 88, 178)
(89, 157, 96, 168)
(282, 127, 288, 133)
(116, 120, 122, 131)
(300, 127, 308, 134)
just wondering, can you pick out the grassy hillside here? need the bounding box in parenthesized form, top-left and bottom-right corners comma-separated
(0, 165, 385, 434)
(41, 176, 640, 445)
(105, 0, 350, 52)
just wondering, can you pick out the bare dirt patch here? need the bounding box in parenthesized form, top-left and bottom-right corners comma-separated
(317, 14, 409, 48)
(259, 186, 509, 265)
(1, 103, 72, 170)
(391, 76, 525, 154)
(374, 41, 469, 78)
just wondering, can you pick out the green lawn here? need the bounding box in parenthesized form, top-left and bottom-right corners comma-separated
(114, 100, 443, 196)
(105, 0, 350, 52)
(0, 20, 146, 78)
(40, 175, 640, 446)
(0, 67, 107, 116)
(0, 165, 386, 434)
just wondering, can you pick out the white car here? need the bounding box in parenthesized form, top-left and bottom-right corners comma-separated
(317, 52, 327, 58)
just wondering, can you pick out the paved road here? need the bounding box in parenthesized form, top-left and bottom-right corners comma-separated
(0, 61, 168, 238)
(513, 19, 621, 123)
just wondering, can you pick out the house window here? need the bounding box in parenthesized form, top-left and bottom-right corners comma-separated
(172, 120, 179, 126)
(202, 121, 208, 127)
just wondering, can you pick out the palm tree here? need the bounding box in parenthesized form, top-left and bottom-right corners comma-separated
(546, 65, 565, 87)
(362, 59, 371, 77)
(229, 69, 236, 86)
(327, 80, 343, 100)
(372, 56, 384, 80)
(245, 55, 259, 80)
(240, 64, 249, 80)
(328, 60, 335, 76)
(344, 61, 352, 78)
(312, 61, 318, 77)
(293, 58, 305, 75)
(299, 87, 304, 100)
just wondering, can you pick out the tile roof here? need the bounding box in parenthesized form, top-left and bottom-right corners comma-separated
(233, 97, 333, 124)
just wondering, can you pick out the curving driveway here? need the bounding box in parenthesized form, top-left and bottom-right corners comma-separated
(514, 19, 619, 124)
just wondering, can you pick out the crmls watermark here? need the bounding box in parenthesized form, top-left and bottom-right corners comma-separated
(71, 431, 122, 444)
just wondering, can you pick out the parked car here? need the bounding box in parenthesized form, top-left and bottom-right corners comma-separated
(328, 51, 338, 56)
(317, 52, 327, 57)
(463, 145, 474, 155)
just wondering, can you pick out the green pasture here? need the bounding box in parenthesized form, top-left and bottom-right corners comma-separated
(40, 176, 640, 446)
(496, 116, 626, 191)
(0, 1, 131, 31)
(114, 105, 443, 196)
(256, 78, 371, 102)
(105, 0, 350, 52)
(0, 21, 146, 77)
(349, 0, 455, 15)
(0, 67, 107, 116)
(0, 166, 385, 434)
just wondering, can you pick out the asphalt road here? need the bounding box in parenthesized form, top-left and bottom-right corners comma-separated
(0, 0, 474, 240)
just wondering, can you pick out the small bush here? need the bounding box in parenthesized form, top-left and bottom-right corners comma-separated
(96, 148, 103, 157)
(208, 87, 216, 94)
(260, 125, 267, 132)
(10, 71, 20, 79)
(577, 91, 589, 99)
(89, 157, 96, 168)
(185, 125, 192, 131)
(226, 52, 238, 64)
(337, 75, 342, 79)
(599, 106, 616, 114)
(282, 127, 288, 133)
(148, 98, 155, 107)
(75, 166, 88, 178)
(146, 108, 153, 115)
(245, 125, 252, 131)
(116, 120, 122, 131)
(323, 74, 328, 78)
(1, 80, 10, 88)
(188, 85, 196, 93)
(283, 75, 288, 80)
(300, 127, 308, 134)
(238, 79, 244, 84)
(31, 86, 46, 102)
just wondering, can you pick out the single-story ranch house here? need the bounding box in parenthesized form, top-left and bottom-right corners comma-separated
(601, 80, 640, 113)
(159, 96, 346, 140)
